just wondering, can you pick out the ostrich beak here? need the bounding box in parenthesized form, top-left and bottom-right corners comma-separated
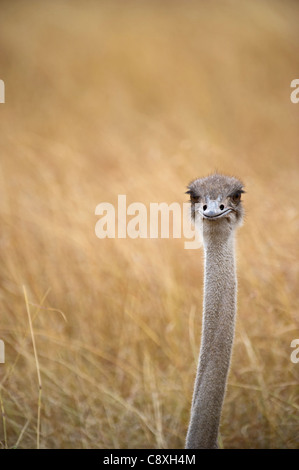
(202, 200, 232, 219)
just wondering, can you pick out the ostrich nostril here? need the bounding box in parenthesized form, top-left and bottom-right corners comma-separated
(203, 205, 207, 211)
(220, 204, 224, 211)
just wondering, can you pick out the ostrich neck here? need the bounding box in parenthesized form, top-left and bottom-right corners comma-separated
(186, 228, 237, 449)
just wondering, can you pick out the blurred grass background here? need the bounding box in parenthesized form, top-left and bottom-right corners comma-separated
(0, 0, 298, 448)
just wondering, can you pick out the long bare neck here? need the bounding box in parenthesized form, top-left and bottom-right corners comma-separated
(186, 228, 237, 449)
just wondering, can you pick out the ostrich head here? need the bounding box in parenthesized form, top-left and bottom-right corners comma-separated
(186, 173, 245, 235)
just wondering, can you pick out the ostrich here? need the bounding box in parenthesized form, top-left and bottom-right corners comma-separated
(185, 173, 245, 449)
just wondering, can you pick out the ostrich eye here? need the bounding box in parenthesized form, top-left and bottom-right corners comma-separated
(190, 195, 200, 204)
(231, 191, 242, 203)
(186, 190, 200, 204)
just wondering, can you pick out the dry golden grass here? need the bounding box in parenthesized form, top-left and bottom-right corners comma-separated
(0, 0, 298, 449)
